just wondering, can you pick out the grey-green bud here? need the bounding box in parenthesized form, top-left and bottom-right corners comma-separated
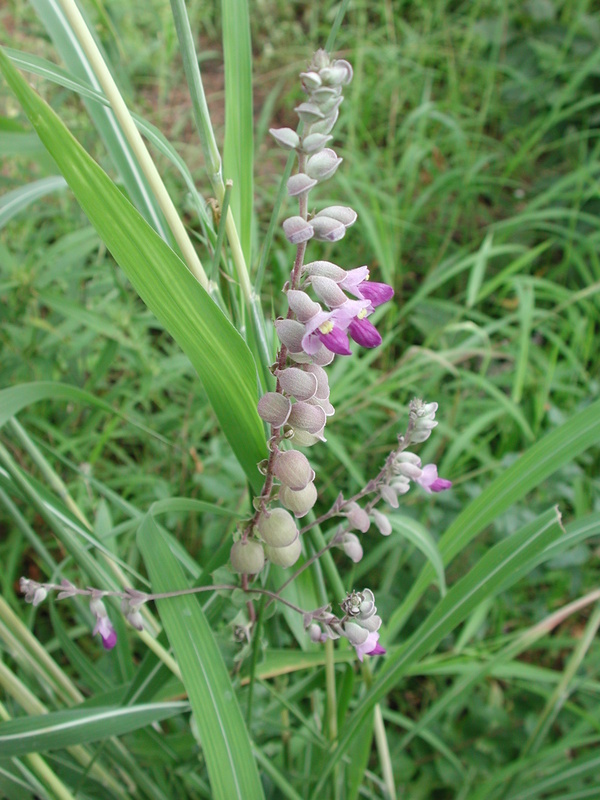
(257, 507, 298, 547)
(230, 540, 265, 575)
(265, 537, 302, 568)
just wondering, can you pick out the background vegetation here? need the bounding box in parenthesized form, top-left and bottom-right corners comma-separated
(1, 0, 599, 797)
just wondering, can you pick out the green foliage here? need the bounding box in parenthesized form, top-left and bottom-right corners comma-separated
(1, 0, 599, 798)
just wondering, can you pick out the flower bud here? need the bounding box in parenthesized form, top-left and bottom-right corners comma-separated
(380, 485, 399, 509)
(32, 587, 48, 607)
(275, 319, 305, 351)
(283, 216, 314, 244)
(287, 290, 321, 323)
(265, 537, 302, 568)
(304, 364, 330, 399)
(311, 216, 347, 242)
(308, 110, 339, 135)
(276, 367, 318, 401)
(288, 427, 325, 447)
(230, 540, 265, 575)
(269, 127, 300, 150)
(394, 462, 423, 480)
(287, 173, 318, 197)
(257, 507, 298, 547)
(257, 392, 292, 427)
(303, 260, 347, 282)
(310, 276, 348, 307)
(390, 477, 411, 495)
(295, 102, 325, 124)
(302, 133, 333, 153)
(344, 502, 370, 533)
(320, 60, 353, 86)
(343, 621, 369, 646)
(360, 614, 382, 632)
(372, 509, 392, 537)
(300, 71, 322, 91)
(273, 450, 315, 491)
(309, 344, 335, 366)
(342, 532, 363, 563)
(288, 401, 327, 434)
(395, 452, 421, 465)
(314, 206, 357, 227)
(308, 623, 324, 642)
(279, 481, 318, 518)
(310, 49, 330, 71)
(306, 149, 343, 182)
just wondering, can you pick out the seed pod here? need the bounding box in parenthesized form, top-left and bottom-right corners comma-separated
(230, 540, 265, 575)
(257, 507, 298, 547)
(273, 450, 314, 491)
(279, 481, 318, 518)
(265, 537, 302, 568)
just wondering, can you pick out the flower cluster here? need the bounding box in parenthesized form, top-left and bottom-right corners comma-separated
(307, 589, 386, 662)
(231, 51, 394, 580)
(378, 400, 451, 510)
(20, 578, 120, 650)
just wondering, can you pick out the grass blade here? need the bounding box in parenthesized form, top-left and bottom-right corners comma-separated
(0, 49, 267, 493)
(137, 514, 265, 800)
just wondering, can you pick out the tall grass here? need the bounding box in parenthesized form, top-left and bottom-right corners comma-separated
(1, 0, 599, 797)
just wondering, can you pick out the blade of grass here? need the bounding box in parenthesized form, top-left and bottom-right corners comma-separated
(311, 507, 564, 794)
(137, 514, 265, 800)
(388, 398, 600, 638)
(0, 49, 267, 492)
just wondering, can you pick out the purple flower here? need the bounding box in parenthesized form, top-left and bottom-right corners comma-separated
(348, 309, 382, 348)
(339, 267, 394, 309)
(354, 631, 386, 662)
(90, 596, 118, 650)
(416, 464, 452, 494)
(94, 615, 118, 650)
(301, 300, 367, 356)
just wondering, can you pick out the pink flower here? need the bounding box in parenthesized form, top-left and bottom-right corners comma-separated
(301, 300, 367, 356)
(93, 615, 118, 650)
(339, 268, 394, 309)
(354, 631, 386, 662)
(416, 464, 452, 494)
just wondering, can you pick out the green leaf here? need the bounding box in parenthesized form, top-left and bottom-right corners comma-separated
(222, 0, 253, 262)
(311, 507, 564, 794)
(0, 49, 267, 493)
(388, 399, 600, 638)
(0, 176, 67, 229)
(137, 514, 265, 800)
(390, 515, 446, 596)
(0, 702, 188, 757)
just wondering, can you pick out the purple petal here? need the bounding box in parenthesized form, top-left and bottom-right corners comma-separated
(429, 478, 452, 492)
(101, 628, 118, 650)
(357, 281, 394, 307)
(348, 316, 382, 348)
(367, 642, 386, 656)
(317, 325, 351, 356)
(339, 266, 369, 295)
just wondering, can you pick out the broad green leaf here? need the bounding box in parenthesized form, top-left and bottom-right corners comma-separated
(0, 49, 267, 493)
(388, 398, 600, 638)
(0, 176, 67, 229)
(0, 702, 188, 757)
(311, 507, 564, 793)
(137, 515, 265, 800)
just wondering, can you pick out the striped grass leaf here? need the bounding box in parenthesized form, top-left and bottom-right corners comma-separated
(137, 514, 265, 800)
(388, 397, 600, 638)
(0, 702, 189, 757)
(311, 507, 564, 794)
(221, 0, 253, 263)
(0, 49, 267, 494)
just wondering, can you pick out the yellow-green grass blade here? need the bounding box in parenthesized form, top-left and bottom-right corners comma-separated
(388, 398, 600, 638)
(0, 49, 267, 494)
(222, 0, 253, 263)
(311, 507, 564, 794)
(0, 702, 188, 757)
(138, 515, 265, 800)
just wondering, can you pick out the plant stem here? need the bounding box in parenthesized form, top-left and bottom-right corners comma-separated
(57, 0, 208, 288)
